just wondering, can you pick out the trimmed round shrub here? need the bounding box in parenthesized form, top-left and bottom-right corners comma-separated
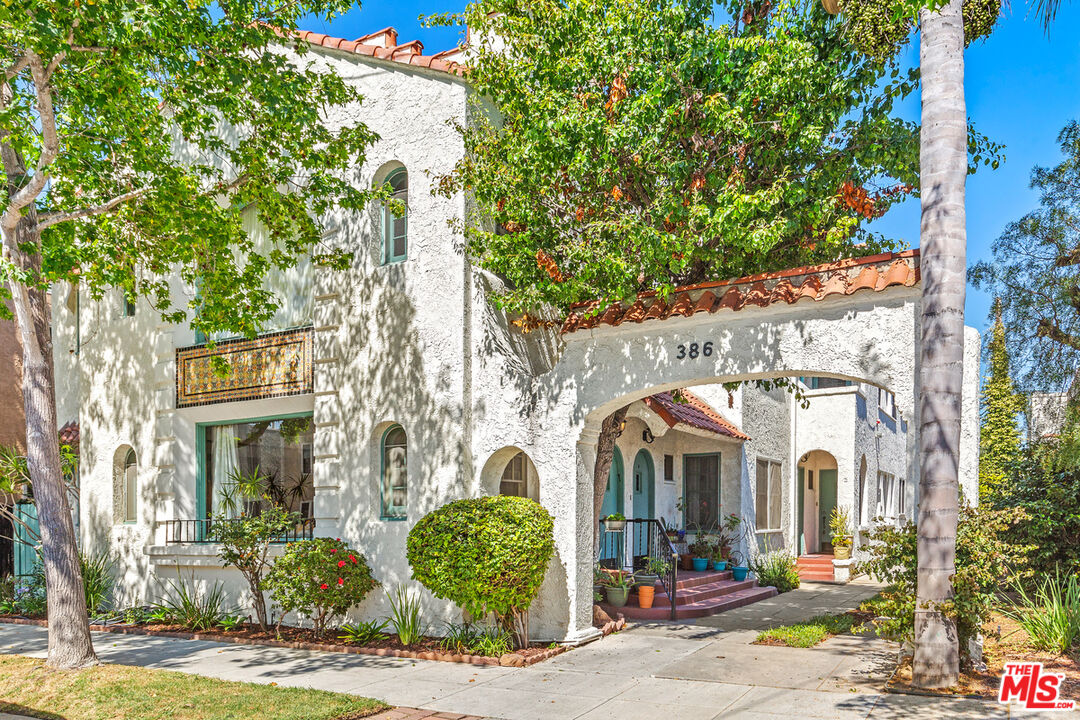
(265, 537, 379, 636)
(407, 496, 555, 634)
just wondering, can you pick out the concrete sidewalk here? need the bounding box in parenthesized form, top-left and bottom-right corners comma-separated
(0, 582, 1068, 719)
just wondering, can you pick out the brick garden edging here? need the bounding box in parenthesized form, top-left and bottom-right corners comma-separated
(0, 616, 568, 667)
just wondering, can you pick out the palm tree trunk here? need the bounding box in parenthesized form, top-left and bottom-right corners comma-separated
(914, 0, 966, 688)
(1, 145, 97, 670)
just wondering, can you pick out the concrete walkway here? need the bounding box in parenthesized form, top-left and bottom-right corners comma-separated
(0, 581, 1070, 719)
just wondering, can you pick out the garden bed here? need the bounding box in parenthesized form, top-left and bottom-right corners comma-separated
(0, 615, 568, 667)
(885, 611, 1080, 700)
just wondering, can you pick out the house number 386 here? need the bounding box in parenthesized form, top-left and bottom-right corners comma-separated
(675, 341, 713, 360)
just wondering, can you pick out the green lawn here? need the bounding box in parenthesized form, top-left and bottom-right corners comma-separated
(754, 612, 861, 648)
(0, 655, 387, 720)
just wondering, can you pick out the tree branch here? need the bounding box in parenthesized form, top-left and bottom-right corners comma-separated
(37, 187, 148, 230)
(4, 53, 29, 80)
(1, 53, 60, 233)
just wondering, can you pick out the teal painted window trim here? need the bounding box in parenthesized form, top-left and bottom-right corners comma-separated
(195, 411, 315, 527)
(682, 452, 721, 530)
(381, 168, 408, 265)
(379, 424, 408, 521)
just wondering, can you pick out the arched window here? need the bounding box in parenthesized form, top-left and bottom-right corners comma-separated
(381, 168, 408, 264)
(499, 451, 539, 501)
(381, 424, 407, 519)
(117, 448, 137, 523)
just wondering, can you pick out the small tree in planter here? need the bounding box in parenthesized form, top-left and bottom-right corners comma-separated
(829, 506, 854, 560)
(208, 504, 299, 631)
(407, 496, 555, 649)
(264, 538, 379, 637)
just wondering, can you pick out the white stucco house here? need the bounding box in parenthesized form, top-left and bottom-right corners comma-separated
(47, 26, 980, 641)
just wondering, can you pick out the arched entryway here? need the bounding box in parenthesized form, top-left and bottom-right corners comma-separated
(797, 450, 839, 554)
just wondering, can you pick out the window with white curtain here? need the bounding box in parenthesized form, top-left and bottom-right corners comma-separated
(876, 471, 898, 519)
(204, 416, 314, 519)
(381, 424, 408, 519)
(755, 459, 782, 531)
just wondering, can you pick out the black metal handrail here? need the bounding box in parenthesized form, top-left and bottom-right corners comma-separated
(163, 517, 316, 544)
(598, 517, 679, 620)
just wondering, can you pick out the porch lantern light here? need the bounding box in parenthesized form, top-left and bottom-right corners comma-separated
(642, 428, 655, 444)
(615, 419, 627, 437)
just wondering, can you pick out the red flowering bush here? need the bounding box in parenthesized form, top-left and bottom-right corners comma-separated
(265, 537, 378, 636)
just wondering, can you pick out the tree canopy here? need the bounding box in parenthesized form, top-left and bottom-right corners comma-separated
(1, 0, 379, 337)
(436, 0, 998, 317)
(971, 121, 1080, 395)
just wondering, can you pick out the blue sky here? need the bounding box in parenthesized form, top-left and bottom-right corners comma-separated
(307, 2, 1080, 337)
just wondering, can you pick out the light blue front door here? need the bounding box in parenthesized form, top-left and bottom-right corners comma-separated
(601, 447, 624, 519)
(632, 450, 655, 558)
(599, 448, 624, 564)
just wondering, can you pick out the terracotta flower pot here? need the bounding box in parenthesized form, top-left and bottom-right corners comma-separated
(680, 553, 694, 571)
(637, 585, 655, 609)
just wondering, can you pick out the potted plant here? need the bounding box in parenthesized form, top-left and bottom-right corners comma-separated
(711, 541, 728, 571)
(635, 557, 668, 609)
(688, 537, 712, 572)
(593, 564, 607, 598)
(602, 570, 634, 608)
(718, 513, 741, 557)
(829, 506, 853, 560)
(602, 512, 627, 533)
(730, 550, 749, 582)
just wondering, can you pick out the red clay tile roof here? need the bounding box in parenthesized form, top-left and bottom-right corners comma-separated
(287, 27, 465, 75)
(58, 421, 79, 452)
(644, 390, 750, 441)
(562, 250, 920, 334)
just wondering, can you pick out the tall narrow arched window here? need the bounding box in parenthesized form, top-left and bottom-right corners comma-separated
(120, 448, 137, 523)
(381, 425, 407, 519)
(382, 168, 408, 264)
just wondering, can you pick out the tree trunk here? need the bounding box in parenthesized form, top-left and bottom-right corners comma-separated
(1, 149, 97, 669)
(592, 406, 629, 552)
(914, 0, 965, 688)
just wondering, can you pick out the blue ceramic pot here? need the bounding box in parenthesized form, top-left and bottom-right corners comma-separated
(692, 557, 710, 572)
(713, 560, 728, 571)
(732, 566, 749, 582)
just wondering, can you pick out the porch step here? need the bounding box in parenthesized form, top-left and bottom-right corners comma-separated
(655, 577, 756, 606)
(796, 554, 835, 582)
(602, 584, 778, 621)
(673, 569, 733, 590)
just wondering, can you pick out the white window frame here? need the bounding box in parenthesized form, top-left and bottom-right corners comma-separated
(754, 458, 783, 533)
(878, 388, 896, 419)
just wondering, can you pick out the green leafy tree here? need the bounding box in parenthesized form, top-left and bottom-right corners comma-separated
(207, 505, 300, 632)
(441, 0, 927, 318)
(971, 121, 1080, 395)
(1, 1, 380, 668)
(407, 497, 555, 648)
(978, 301, 1024, 504)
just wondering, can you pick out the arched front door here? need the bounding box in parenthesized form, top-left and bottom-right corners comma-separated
(599, 448, 624, 565)
(632, 450, 655, 558)
(600, 447, 624, 519)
